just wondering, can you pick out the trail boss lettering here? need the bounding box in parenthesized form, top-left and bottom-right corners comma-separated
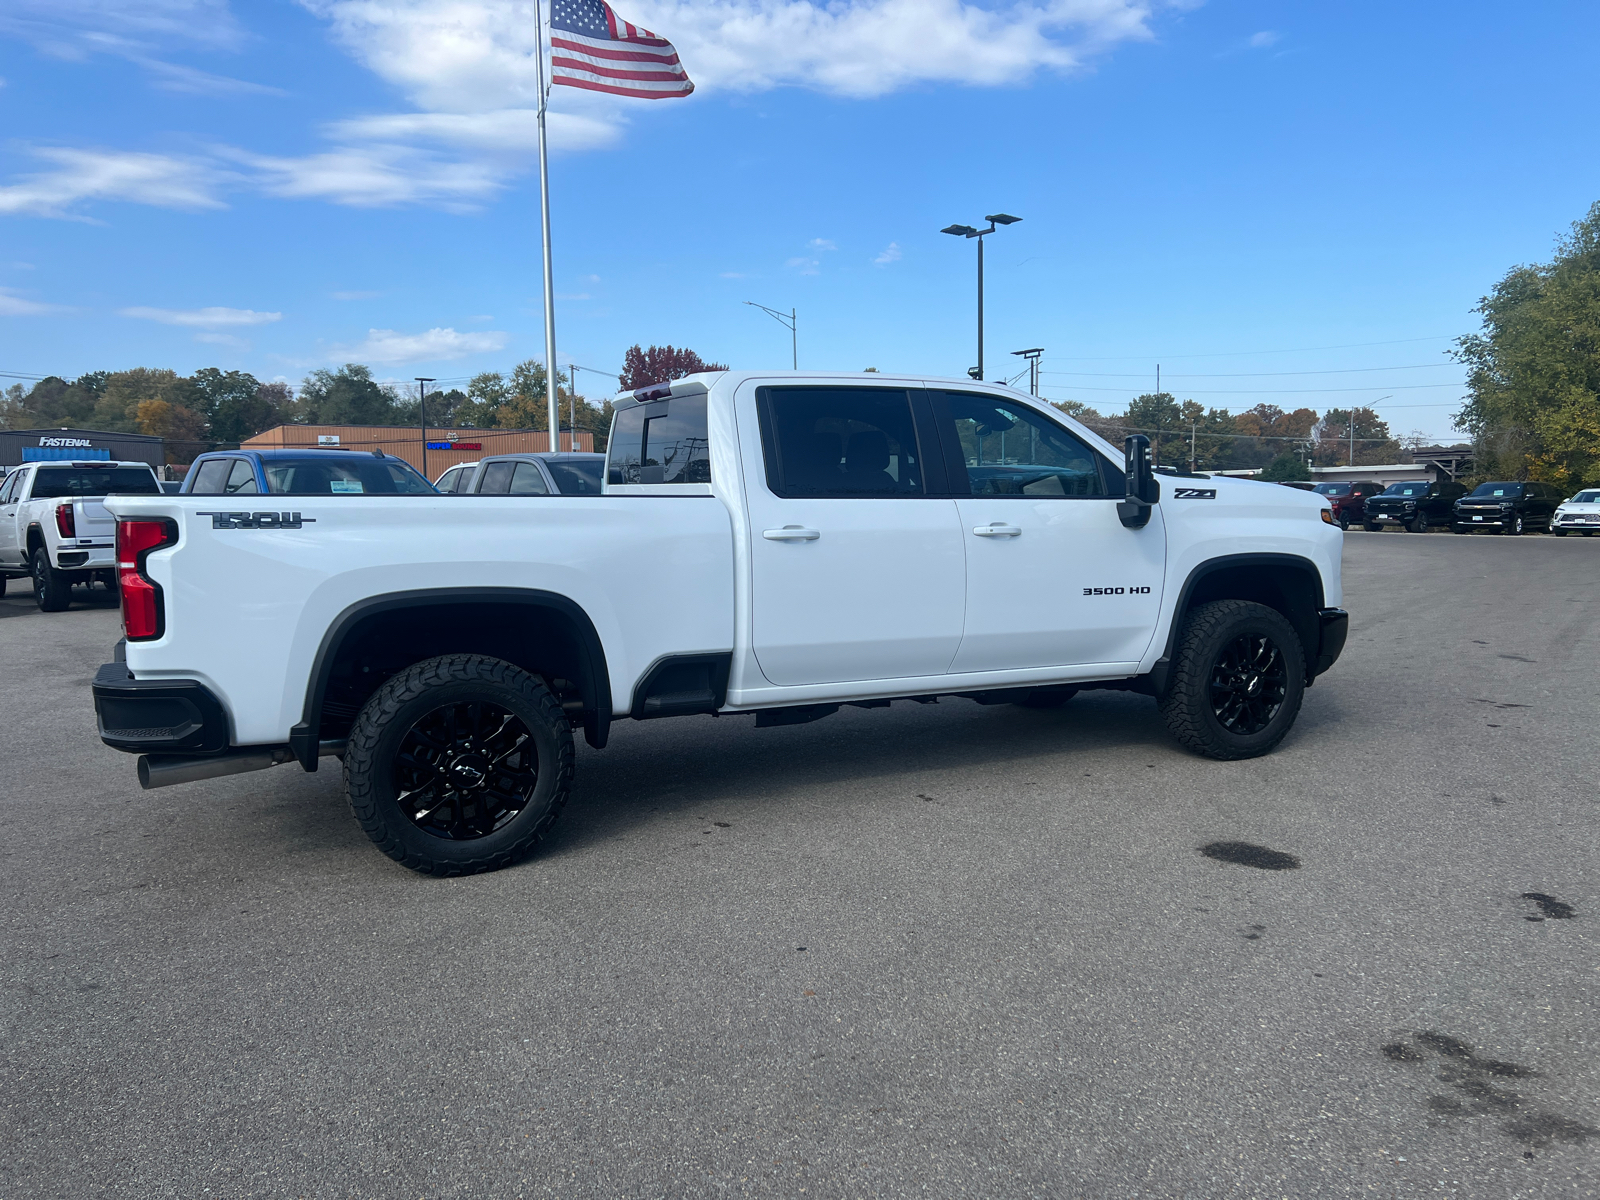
(1083, 586, 1155, 596)
(195, 512, 316, 530)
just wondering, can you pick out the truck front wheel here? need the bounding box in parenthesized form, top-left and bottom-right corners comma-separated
(343, 654, 574, 876)
(1158, 600, 1306, 760)
(32, 548, 71, 612)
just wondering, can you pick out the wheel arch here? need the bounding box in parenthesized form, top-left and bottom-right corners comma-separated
(26, 523, 46, 555)
(289, 587, 613, 771)
(1153, 554, 1327, 691)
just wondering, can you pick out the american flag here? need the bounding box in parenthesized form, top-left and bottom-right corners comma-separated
(549, 0, 694, 100)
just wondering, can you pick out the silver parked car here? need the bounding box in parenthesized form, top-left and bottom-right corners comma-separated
(466, 452, 605, 496)
(433, 461, 481, 493)
(1551, 488, 1600, 537)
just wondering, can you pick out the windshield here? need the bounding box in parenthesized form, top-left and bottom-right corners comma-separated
(1312, 484, 1351, 496)
(30, 466, 161, 498)
(546, 459, 603, 495)
(1469, 482, 1523, 498)
(1569, 490, 1600, 504)
(261, 457, 435, 495)
(1381, 482, 1428, 497)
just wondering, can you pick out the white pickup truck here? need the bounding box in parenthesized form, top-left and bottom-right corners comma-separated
(0, 460, 164, 609)
(93, 372, 1347, 876)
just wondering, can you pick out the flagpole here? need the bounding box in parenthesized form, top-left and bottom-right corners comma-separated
(533, 0, 561, 449)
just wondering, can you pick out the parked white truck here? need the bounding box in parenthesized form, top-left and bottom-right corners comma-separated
(0, 460, 164, 609)
(93, 373, 1347, 875)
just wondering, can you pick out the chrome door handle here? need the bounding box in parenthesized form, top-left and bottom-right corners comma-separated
(972, 523, 1021, 537)
(763, 526, 820, 541)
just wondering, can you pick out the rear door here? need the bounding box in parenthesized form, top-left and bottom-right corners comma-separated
(931, 390, 1166, 673)
(739, 384, 965, 686)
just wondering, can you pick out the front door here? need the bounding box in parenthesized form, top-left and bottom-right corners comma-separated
(0, 468, 28, 567)
(739, 384, 966, 686)
(932, 391, 1166, 673)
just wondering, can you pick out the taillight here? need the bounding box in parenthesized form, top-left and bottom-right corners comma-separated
(55, 503, 76, 538)
(117, 519, 177, 641)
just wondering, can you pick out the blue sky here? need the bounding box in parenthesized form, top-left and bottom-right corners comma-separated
(3, 0, 1598, 440)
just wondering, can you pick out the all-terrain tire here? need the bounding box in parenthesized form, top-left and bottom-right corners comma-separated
(343, 654, 574, 876)
(1158, 599, 1306, 761)
(1363, 522, 1381, 532)
(32, 548, 70, 612)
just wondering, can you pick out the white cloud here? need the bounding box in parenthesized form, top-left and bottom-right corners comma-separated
(120, 305, 281, 327)
(0, 147, 227, 218)
(328, 109, 621, 156)
(1, 0, 245, 54)
(331, 327, 509, 365)
(0, 288, 66, 316)
(1248, 31, 1280, 49)
(809, 237, 838, 251)
(221, 145, 502, 210)
(786, 256, 820, 275)
(874, 242, 903, 265)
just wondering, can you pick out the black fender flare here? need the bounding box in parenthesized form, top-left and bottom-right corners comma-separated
(288, 587, 613, 770)
(1150, 553, 1330, 692)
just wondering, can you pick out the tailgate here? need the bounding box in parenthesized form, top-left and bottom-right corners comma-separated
(77, 499, 116, 540)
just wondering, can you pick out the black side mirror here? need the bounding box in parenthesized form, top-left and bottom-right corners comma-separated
(1117, 434, 1160, 529)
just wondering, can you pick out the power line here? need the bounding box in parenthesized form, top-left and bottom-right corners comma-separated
(1040, 381, 1463, 396)
(1041, 335, 1458, 362)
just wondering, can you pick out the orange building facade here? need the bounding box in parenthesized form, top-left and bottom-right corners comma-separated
(242, 424, 596, 482)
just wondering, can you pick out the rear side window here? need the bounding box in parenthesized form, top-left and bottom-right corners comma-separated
(756, 387, 923, 497)
(225, 460, 259, 494)
(939, 392, 1107, 497)
(31, 466, 162, 498)
(546, 459, 603, 495)
(508, 463, 550, 495)
(608, 395, 712, 485)
(477, 461, 515, 494)
(260, 457, 434, 495)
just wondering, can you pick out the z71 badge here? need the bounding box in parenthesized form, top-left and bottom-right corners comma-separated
(195, 511, 317, 529)
(1172, 488, 1217, 499)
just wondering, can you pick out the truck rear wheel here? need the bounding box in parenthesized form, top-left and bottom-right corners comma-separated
(343, 654, 574, 876)
(1158, 600, 1306, 761)
(32, 548, 71, 612)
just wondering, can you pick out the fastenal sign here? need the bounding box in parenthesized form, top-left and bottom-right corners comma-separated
(38, 436, 94, 448)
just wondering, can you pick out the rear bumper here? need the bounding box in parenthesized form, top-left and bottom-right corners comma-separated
(54, 546, 115, 569)
(1313, 608, 1348, 678)
(92, 662, 231, 756)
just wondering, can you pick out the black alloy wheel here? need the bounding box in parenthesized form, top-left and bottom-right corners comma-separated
(343, 654, 574, 876)
(1207, 633, 1289, 736)
(392, 700, 539, 841)
(1506, 513, 1524, 536)
(32, 547, 70, 612)
(1158, 599, 1306, 760)
(1409, 510, 1429, 533)
(1338, 512, 1351, 531)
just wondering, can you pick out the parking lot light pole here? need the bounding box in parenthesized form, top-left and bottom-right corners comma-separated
(1011, 347, 1043, 396)
(415, 377, 436, 478)
(744, 302, 797, 370)
(941, 214, 1021, 380)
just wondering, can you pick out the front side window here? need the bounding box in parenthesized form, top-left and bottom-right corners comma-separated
(508, 462, 550, 495)
(225, 459, 259, 494)
(436, 466, 461, 492)
(608, 395, 712, 486)
(941, 392, 1107, 497)
(0, 472, 19, 504)
(757, 387, 923, 498)
(190, 459, 231, 494)
(476, 461, 515, 494)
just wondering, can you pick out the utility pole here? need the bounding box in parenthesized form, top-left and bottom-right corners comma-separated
(415, 377, 436, 479)
(1190, 419, 1197, 472)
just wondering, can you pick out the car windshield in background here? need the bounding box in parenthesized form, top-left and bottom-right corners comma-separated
(1313, 484, 1351, 496)
(261, 458, 434, 495)
(1469, 483, 1523, 498)
(1569, 490, 1600, 503)
(1382, 483, 1427, 497)
(30, 466, 160, 498)
(546, 459, 603, 495)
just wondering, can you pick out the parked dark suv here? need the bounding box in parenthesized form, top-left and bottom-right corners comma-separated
(1312, 480, 1385, 531)
(1362, 478, 1468, 532)
(1451, 480, 1562, 535)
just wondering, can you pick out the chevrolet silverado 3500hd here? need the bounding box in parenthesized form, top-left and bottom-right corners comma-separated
(93, 373, 1347, 875)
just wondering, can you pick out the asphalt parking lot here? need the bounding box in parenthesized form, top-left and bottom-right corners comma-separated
(2, 531, 1597, 1199)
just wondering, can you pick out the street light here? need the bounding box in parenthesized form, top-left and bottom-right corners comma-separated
(415, 377, 436, 479)
(1011, 347, 1043, 396)
(941, 213, 1021, 381)
(744, 301, 797, 369)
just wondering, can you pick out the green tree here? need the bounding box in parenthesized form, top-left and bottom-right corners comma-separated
(296, 364, 403, 425)
(1123, 392, 1184, 464)
(93, 369, 193, 433)
(1312, 407, 1401, 466)
(1259, 452, 1311, 481)
(1455, 200, 1600, 489)
(191, 368, 281, 443)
